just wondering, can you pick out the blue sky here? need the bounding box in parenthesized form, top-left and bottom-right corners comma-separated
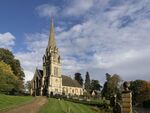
(0, 0, 150, 83)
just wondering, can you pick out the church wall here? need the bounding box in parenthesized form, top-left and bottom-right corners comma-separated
(62, 86, 83, 96)
(31, 70, 43, 96)
(50, 62, 61, 77)
(48, 58, 62, 95)
(49, 76, 62, 95)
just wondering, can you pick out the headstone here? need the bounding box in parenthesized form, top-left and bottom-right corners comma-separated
(121, 81, 132, 113)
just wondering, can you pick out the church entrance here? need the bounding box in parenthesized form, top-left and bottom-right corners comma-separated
(50, 92, 53, 97)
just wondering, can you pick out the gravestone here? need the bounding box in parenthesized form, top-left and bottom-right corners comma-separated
(121, 81, 132, 113)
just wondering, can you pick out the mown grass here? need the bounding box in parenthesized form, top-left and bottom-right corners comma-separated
(0, 94, 34, 111)
(39, 98, 98, 113)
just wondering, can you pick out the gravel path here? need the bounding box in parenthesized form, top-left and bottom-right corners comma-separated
(2, 96, 48, 113)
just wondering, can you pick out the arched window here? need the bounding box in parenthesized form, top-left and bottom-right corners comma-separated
(58, 56, 60, 63)
(72, 89, 74, 93)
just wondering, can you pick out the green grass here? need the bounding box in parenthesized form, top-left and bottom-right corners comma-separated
(0, 94, 34, 111)
(39, 98, 98, 113)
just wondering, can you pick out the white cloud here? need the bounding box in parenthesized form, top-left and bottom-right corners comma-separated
(24, 70, 34, 82)
(36, 0, 95, 18)
(0, 32, 15, 50)
(17, 0, 150, 82)
(56, 0, 150, 81)
(63, 0, 94, 16)
(15, 32, 48, 81)
(25, 32, 48, 51)
(36, 4, 59, 17)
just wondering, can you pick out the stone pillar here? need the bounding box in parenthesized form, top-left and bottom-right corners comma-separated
(121, 92, 132, 113)
(121, 81, 132, 113)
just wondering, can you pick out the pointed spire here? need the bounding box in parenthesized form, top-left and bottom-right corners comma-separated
(48, 19, 56, 48)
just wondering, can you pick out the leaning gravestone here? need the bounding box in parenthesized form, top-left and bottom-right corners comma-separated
(121, 81, 132, 113)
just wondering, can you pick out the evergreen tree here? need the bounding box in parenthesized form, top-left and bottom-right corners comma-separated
(84, 72, 91, 92)
(74, 73, 83, 86)
(91, 80, 102, 91)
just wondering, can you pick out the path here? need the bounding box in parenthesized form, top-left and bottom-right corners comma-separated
(2, 96, 48, 113)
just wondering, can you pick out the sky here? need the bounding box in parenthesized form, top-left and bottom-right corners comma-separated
(0, 0, 150, 84)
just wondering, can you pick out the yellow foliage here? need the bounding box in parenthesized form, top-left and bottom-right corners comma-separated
(0, 61, 18, 91)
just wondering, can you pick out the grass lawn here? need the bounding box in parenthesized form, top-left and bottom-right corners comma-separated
(0, 94, 34, 111)
(39, 98, 98, 113)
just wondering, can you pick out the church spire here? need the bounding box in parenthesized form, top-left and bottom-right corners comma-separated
(48, 19, 56, 48)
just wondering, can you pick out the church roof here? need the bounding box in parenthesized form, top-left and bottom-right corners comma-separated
(48, 19, 56, 48)
(36, 69, 43, 78)
(62, 75, 82, 88)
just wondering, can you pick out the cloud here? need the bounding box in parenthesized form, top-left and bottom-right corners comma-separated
(17, 0, 150, 82)
(108, 49, 150, 80)
(0, 32, 15, 50)
(36, 4, 59, 17)
(24, 70, 34, 82)
(56, 0, 150, 81)
(15, 32, 48, 81)
(36, 0, 95, 18)
(63, 0, 94, 16)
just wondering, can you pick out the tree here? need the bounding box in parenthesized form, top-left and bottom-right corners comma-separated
(90, 80, 102, 91)
(0, 48, 25, 92)
(130, 80, 150, 104)
(0, 48, 25, 79)
(74, 73, 83, 86)
(25, 81, 32, 94)
(101, 73, 122, 99)
(0, 61, 18, 93)
(84, 72, 91, 93)
(106, 73, 111, 81)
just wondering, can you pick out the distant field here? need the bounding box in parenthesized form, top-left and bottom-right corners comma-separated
(39, 98, 98, 113)
(0, 94, 33, 111)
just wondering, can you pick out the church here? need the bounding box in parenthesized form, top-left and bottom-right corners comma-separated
(30, 20, 83, 96)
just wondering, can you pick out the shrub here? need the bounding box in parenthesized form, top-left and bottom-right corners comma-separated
(64, 98, 110, 109)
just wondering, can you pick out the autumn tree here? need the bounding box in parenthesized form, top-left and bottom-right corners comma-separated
(130, 80, 150, 104)
(0, 61, 18, 93)
(84, 72, 91, 93)
(74, 73, 83, 86)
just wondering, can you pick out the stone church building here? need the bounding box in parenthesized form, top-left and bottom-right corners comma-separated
(30, 20, 83, 96)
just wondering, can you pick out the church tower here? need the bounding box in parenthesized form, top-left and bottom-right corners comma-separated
(43, 20, 62, 96)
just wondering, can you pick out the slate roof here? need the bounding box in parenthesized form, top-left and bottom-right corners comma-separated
(62, 75, 82, 88)
(37, 69, 43, 78)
